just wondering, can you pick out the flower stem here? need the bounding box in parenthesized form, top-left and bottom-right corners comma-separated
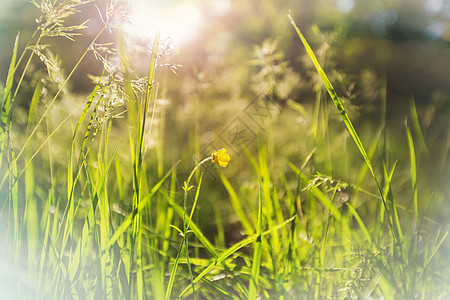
(182, 156, 212, 299)
(185, 157, 212, 189)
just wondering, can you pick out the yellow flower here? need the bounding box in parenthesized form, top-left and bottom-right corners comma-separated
(212, 148, 230, 167)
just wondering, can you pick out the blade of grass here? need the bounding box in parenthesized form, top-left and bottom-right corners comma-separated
(24, 81, 43, 276)
(67, 143, 119, 285)
(219, 172, 254, 235)
(288, 13, 387, 210)
(10, 148, 20, 262)
(0, 33, 19, 169)
(178, 215, 296, 298)
(187, 173, 203, 229)
(101, 162, 178, 255)
(58, 91, 107, 262)
(406, 121, 419, 294)
(425, 229, 448, 267)
(130, 31, 159, 300)
(137, 31, 160, 168)
(160, 188, 249, 299)
(160, 189, 218, 257)
(165, 237, 183, 300)
(409, 97, 429, 157)
(257, 143, 278, 273)
(167, 170, 204, 300)
(162, 169, 177, 255)
(37, 179, 56, 299)
(248, 182, 263, 300)
(99, 116, 114, 295)
(288, 162, 343, 221)
(406, 123, 418, 226)
(0, 37, 21, 259)
(67, 73, 104, 201)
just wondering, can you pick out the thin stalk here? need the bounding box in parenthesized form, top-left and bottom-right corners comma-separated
(182, 156, 212, 298)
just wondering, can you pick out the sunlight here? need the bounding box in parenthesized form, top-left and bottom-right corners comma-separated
(128, 0, 230, 45)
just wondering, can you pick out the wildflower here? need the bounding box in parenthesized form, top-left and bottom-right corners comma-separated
(212, 148, 230, 167)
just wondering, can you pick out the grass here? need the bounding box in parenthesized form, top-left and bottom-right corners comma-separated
(0, 1, 449, 299)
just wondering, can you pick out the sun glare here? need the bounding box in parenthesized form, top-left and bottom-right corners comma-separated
(128, 0, 230, 45)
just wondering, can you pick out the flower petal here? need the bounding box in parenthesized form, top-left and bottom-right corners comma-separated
(212, 148, 230, 167)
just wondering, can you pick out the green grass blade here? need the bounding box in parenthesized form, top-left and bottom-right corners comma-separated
(288, 162, 343, 221)
(406, 124, 418, 225)
(37, 181, 55, 298)
(0, 33, 19, 169)
(425, 230, 448, 267)
(187, 173, 203, 229)
(160, 188, 219, 256)
(129, 31, 159, 300)
(219, 172, 254, 235)
(288, 13, 384, 202)
(381, 160, 403, 243)
(68, 236, 82, 282)
(67, 73, 104, 201)
(165, 242, 183, 300)
(25, 80, 42, 133)
(71, 143, 119, 281)
(60, 81, 111, 262)
(409, 97, 429, 157)
(137, 31, 160, 167)
(9, 148, 20, 261)
(406, 123, 419, 293)
(160, 188, 251, 298)
(0, 33, 18, 126)
(345, 202, 372, 245)
(353, 128, 382, 204)
(178, 215, 296, 298)
(248, 183, 263, 299)
(24, 81, 42, 275)
(102, 162, 178, 255)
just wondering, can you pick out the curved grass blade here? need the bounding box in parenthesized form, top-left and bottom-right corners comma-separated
(0, 33, 19, 124)
(219, 172, 254, 235)
(101, 162, 179, 255)
(67, 73, 104, 201)
(287, 14, 402, 247)
(178, 215, 296, 298)
(0, 33, 19, 169)
(288, 13, 384, 200)
(159, 189, 250, 298)
(409, 97, 429, 157)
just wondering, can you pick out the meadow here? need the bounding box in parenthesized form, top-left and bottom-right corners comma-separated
(0, 0, 449, 299)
